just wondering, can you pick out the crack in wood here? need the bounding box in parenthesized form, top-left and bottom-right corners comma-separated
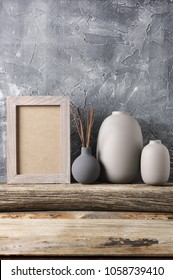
(102, 237, 159, 247)
(168, 216, 173, 219)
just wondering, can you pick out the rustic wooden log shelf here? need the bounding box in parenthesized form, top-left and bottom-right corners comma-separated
(0, 183, 173, 257)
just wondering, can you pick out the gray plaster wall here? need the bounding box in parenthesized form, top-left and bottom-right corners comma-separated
(0, 0, 173, 182)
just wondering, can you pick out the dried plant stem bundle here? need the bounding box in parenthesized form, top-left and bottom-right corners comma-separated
(71, 106, 95, 148)
(70, 107, 85, 146)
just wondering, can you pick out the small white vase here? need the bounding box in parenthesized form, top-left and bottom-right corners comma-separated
(97, 111, 143, 183)
(141, 140, 170, 185)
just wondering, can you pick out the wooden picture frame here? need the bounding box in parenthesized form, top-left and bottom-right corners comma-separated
(7, 96, 70, 184)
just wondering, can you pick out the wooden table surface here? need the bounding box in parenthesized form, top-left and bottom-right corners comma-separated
(0, 183, 173, 257)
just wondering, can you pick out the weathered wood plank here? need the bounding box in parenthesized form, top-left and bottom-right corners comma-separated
(0, 211, 173, 220)
(0, 216, 173, 256)
(0, 183, 173, 212)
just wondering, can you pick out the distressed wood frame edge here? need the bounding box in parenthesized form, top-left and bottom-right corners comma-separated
(7, 96, 70, 184)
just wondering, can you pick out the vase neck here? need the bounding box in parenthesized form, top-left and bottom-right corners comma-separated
(149, 140, 161, 144)
(81, 147, 91, 155)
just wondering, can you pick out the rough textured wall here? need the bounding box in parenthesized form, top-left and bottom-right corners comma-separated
(0, 0, 173, 182)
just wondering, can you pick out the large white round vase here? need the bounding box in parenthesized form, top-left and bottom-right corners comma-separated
(97, 112, 143, 183)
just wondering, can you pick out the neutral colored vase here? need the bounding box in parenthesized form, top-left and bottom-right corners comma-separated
(72, 147, 100, 184)
(141, 140, 170, 185)
(97, 111, 143, 183)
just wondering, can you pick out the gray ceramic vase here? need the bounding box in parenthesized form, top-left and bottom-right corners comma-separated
(72, 147, 100, 184)
(97, 111, 143, 183)
(141, 140, 170, 185)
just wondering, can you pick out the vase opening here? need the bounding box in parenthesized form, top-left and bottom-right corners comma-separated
(149, 140, 161, 144)
(112, 111, 130, 116)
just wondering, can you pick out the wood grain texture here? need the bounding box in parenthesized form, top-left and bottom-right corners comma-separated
(0, 211, 173, 220)
(0, 213, 173, 256)
(7, 96, 70, 184)
(7, 96, 17, 183)
(0, 183, 173, 212)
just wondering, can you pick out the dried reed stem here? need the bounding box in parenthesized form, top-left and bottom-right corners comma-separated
(86, 107, 95, 148)
(77, 108, 85, 147)
(71, 106, 95, 148)
(70, 107, 84, 146)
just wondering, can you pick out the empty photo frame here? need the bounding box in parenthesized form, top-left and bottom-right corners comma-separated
(7, 96, 70, 184)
